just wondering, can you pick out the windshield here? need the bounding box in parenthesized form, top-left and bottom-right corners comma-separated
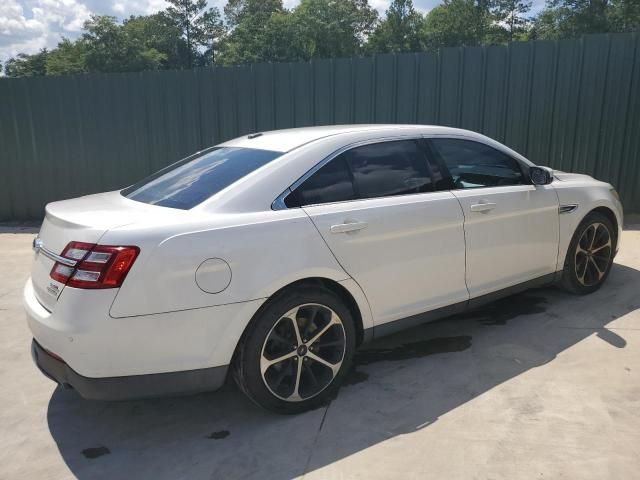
(122, 147, 282, 209)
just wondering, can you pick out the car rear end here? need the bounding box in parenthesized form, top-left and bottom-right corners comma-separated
(26, 193, 134, 394)
(24, 192, 230, 400)
(24, 144, 291, 401)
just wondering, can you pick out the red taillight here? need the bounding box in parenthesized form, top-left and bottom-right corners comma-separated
(49, 241, 139, 289)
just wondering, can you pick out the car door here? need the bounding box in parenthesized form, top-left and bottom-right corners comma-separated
(427, 137, 559, 299)
(284, 138, 468, 326)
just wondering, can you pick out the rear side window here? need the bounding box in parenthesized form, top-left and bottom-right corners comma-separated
(430, 138, 524, 189)
(344, 140, 432, 199)
(285, 155, 356, 207)
(288, 139, 432, 207)
(123, 147, 281, 209)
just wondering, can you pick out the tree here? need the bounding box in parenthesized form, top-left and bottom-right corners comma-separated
(82, 15, 165, 73)
(218, 0, 285, 64)
(531, 0, 640, 39)
(224, 0, 284, 27)
(219, 0, 378, 64)
(367, 0, 425, 53)
(531, 0, 610, 39)
(45, 38, 87, 75)
(198, 8, 227, 65)
(608, 0, 640, 32)
(286, 0, 378, 60)
(165, 0, 225, 67)
(260, 11, 304, 62)
(422, 0, 487, 49)
(123, 13, 189, 69)
(530, 7, 565, 39)
(492, 0, 532, 42)
(4, 49, 49, 77)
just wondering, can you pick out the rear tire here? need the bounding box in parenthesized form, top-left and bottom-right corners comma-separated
(232, 286, 356, 414)
(560, 212, 616, 294)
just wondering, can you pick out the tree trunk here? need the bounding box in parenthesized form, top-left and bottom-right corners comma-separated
(184, 0, 192, 68)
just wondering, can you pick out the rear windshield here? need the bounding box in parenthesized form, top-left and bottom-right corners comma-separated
(122, 147, 282, 209)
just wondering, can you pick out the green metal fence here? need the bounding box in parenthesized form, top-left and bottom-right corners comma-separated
(1, 32, 639, 220)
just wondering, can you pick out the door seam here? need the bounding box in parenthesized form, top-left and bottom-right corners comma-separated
(450, 191, 472, 300)
(300, 207, 375, 324)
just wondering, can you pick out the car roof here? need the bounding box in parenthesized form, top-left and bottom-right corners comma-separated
(199, 124, 534, 214)
(219, 124, 469, 153)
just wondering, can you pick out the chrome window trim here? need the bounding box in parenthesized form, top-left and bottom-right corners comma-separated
(271, 188, 292, 210)
(271, 135, 429, 210)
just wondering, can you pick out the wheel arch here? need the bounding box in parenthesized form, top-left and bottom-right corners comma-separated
(559, 205, 618, 293)
(558, 202, 621, 271)
(231, 276, 371, 367)
(589, 206, 619, 248)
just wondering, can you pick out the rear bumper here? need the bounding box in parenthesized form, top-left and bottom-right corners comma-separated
(23, 277, 264, 379)
(31, 339, 227, 400)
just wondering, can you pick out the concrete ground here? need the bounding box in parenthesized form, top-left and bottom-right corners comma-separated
(0, 221, 639, 480)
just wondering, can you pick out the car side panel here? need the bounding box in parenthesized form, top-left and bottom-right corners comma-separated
(451, 184, 560, 298)
(105, 210, 372, 335)
(553, 176, 624, 270)
(303, 192, 468, 325)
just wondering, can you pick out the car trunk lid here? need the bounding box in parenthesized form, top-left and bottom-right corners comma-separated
(31, 191, 161, 311)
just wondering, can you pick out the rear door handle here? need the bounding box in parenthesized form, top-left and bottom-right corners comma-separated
(470, 202, 497, 213)
(330, 221, 368, 234)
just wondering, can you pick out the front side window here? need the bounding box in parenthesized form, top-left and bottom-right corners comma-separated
(123, 147, 281, 209)
(430, 138, 524, 189)
(288, 139, 432, 207)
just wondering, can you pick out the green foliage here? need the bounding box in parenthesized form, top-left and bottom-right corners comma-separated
(422, 0, 487, 48)
(123, 14, 189, 69)
(4, 49, 49, 77)
(3, 0, 637, 77)
(492, 0, 532, 42)
(218, 0, 285, 64)
(532, 0, 639, 39)
(367, 0, 425, 53)
(287, 0, 378, 60)
(164, 0, 225, 67)
(81, 15, 166, 73)
(199, 8, 227, 64)
(608, 0, 640, 32)
(45, 38, 87, 75)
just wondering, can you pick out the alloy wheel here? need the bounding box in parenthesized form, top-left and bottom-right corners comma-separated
(260, 303, 346, 402)
(574, 222, 612, 287)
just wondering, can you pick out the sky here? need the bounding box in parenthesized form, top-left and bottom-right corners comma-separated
(0, 0, 546, 64)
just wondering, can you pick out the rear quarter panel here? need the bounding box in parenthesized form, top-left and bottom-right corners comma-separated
(104, 210, 372, 328)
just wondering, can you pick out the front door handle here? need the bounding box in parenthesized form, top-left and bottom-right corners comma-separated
(470, 202, 497, 213)
(330, 221, 368, 234)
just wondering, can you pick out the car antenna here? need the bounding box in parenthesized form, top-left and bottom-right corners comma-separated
(247, 132, 263, 139)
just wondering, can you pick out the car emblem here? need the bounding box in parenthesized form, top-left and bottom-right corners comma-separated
(46, 283, 60, 296)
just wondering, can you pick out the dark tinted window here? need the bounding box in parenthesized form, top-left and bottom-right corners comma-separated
(122, 147, 281, 209)
(430, 138, 524, 189)
(345, 140, 432, 199)
(286, 155, 356, 207)
(288, 140, 433, 207)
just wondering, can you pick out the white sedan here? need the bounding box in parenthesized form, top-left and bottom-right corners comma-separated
(24, 125, 623, 413)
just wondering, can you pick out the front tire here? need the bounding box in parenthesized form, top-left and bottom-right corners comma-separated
(232, 286, 356, 414)
(560, 211, 616, 294)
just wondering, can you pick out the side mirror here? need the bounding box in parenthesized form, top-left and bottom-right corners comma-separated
(530, 166, 554, 185)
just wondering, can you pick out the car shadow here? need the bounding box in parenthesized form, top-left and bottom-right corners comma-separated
(46, 262, 640, 480)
